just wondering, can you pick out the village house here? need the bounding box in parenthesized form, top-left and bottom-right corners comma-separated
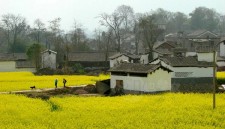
(68, 51, 117, 69)
(152, 41, 176, 59)
(185, 30, 220, 56)
(41, 49, 57, 69)
(109, 63, 172, 93)
(150, 53, 214, 92)
(109, 53, 141, 67)
(164, 30, 220, 57)
(0, 53, 35, 72)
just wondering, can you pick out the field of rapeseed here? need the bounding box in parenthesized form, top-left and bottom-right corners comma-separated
(1, 72, 225, 128)
(217, 72, 225, 84)
(1, 93, 225, 129)
(0, 72, 109, 92)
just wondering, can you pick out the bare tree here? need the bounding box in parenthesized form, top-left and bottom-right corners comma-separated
(99, 12, 124, 52)
(139, 14, 164, 60)
(116, 5, 135, 31)
(99, 5, 135, 52)
(1, 14, 28, 53)
(48, 18, 65, 63)
(94, 28, 103, 51)
(33, 19, 46, 43)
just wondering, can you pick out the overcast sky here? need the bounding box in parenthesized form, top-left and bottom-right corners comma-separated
(0, 0, 224, 36)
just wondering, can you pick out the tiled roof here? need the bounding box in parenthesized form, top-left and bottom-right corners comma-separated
(68, 52, 117, 62)
(153, 41, 176, 55)
(217, 56, 225, 61)
(187, 30, 207, 37)
(159, 56, 214, 67)
(109, 63, 172, 73)
(41, 49, 57, 54)
(0, 53, 28, 61)
(109, 53, 140, 60)
(154, 49, 173, 55)
(187, 30, 218, 39)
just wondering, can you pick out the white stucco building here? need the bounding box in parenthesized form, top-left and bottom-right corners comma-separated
(109, 53, 140, 68)
(150, 55, 214, 92)
(0, 53, 35, 72)
(41, 49, 57, 69)
(109, 63, 172, 93)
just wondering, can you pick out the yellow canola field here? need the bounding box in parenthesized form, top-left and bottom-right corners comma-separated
(0, 72, 109, 92)
(217, 72, 225, 79)
(1, 93, 225, 129)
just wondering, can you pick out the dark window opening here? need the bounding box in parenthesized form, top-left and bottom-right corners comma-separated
(116, 80, 123, 88)
(111, 72, 127, 76)
(130, 73, 147, 77)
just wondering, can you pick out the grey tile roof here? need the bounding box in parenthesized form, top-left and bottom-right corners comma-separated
(159, 56, 214, 67)
(109, 53, 140, 60)
(154, 41, 176, 49)
(154, 49, 173, 55)
(187, 30, 218, 39)
(41, 49, 57, 54)
(217, 56, 225, 61)
(0, 53, 28, 61)
(109, 63, 172, 73)
(68, 52, 117, 62)
(187, 29, 207, 37)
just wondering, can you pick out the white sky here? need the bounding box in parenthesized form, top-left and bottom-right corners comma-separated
(0, 0, 224, 36)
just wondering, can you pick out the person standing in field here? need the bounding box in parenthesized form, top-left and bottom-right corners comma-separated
(55, 79, 58, 88)
(63, 78, 67, 87)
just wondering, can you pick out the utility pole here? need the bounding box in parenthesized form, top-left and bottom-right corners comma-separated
(213, 49, 216, 109)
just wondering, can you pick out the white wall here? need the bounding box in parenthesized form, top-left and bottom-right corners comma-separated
(153, 52, 159, 60)
(220, 43, 225, 57)
(150, 59, 213, 78)
(186, 52, 197, 57)
(217, 61, 225, 67)
(0, 61, 16, 72)
(0, 61, 36, 72)
(172, 67, 213, 78)
(110, 55, 129, 67)
(110, 68, 171, 92)
(42, 52, 56, 69)
(140, 54, 149, 64)
(197, 52, 214, 62)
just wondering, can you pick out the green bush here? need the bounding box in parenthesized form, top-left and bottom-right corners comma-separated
(72, 63, 85, 74)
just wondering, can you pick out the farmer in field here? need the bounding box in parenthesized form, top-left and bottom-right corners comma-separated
(55, 79, 58, 88)
(63, 78, 67, 87)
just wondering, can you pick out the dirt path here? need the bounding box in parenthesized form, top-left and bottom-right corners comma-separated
(0, 85, 86, 94)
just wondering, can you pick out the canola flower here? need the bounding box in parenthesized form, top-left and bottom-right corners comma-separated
(0, 72, 109, 92)
(0, 93, 225, 129)
(217, 72, 225, 79)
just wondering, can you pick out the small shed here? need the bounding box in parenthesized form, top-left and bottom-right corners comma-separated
(41, 49, 57, 69)
(109, 63, 172, 93)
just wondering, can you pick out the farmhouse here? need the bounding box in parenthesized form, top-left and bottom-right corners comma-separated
(150, 55, 214, 92)
(68, 52, 117, 69)
(41, 49, 57, 69)
(109, 63, 172, 93)
(152, 41, 176, 59)
(0, 53, 35, 72)
(109, 53, 140, 67)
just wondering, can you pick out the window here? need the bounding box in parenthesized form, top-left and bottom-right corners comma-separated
(130, 73, 147, 77)
(111, 72, 127, 76)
